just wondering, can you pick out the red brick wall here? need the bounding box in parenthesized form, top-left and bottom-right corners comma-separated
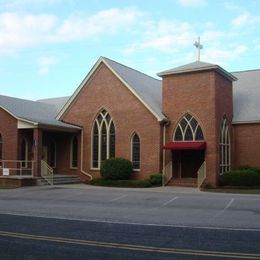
(233, 123, 260, 168)
(62, 62, 162, 179)
(162, 70, 233, 186)
(0, 108, 18, 162)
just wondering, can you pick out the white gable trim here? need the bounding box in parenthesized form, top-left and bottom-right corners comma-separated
(56, 57, 165, 121)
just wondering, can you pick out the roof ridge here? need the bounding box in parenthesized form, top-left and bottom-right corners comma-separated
(0, 94, 35, 103)
(232, 68, 260, 73)
(102, 56, 161, 82)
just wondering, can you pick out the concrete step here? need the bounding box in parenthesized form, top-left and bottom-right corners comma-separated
(167, 178, 197, 188)
(37, 175, 83, 186)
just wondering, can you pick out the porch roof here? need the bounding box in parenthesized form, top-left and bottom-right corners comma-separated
(0, 95, 80, 130)
(163, 141, 206, 150)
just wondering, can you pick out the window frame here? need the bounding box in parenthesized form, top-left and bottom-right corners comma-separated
(173, 113, 204, 141)
(219, 117, 231, 174)
(91, 110, 115, 170)
(131, 133, 141, 171)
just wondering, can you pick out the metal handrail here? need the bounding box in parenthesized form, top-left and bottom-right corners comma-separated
(0, 160, 35, 177)
(41, 160, 53, 185)
(163, 161, 172, 186)
(197, 161, 206, 188)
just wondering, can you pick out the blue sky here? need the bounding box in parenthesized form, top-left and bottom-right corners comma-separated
(0, 0, 259, 100)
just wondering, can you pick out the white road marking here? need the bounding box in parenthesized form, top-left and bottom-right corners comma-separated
(213, 198, 235, 219)
(109, 194, 128, 202)
(1, 212, 260, 232)
(161, 196, 179, 207)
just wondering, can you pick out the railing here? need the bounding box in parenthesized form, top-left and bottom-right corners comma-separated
(41, 160, 53, 185)
(0, 160, 35, 177)
(163, 161, 172, 186)
(197, 161, 206, 188)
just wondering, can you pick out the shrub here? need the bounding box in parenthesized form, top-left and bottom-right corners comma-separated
(89, 178, 152, 188)
(220, 169, 260, 186)
(100, 157, 133, 180)
(149, 173, 162, 186)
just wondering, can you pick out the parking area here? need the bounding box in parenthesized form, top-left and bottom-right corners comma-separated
(0, 184, 260, 230)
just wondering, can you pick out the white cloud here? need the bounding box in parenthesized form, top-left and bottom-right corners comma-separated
(232, 12, 260, 28)
(177, 0, 207, 7)
(125, 20, 195, 53)
(202, 45, 248, 65)
(37, 56, 57, 75)
(256, 45, 260, 50)
(0, 7, 142, 55)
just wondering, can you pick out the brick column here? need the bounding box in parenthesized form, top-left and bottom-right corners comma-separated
(33, 128, 42, 177)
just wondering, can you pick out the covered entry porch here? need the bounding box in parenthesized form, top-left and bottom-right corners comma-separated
(163, 141, 206, 187)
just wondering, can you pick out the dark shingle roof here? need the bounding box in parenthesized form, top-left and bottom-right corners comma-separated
(157, 61, 237, 81)
(232, 69, 260, 123)
(103, 57, 165, 120)
(0, 95, 79, 129)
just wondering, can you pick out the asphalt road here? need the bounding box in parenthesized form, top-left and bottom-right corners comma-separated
(0, 185, 260, 259)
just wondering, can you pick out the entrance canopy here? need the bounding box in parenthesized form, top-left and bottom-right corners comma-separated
(163, 141, 206, 150)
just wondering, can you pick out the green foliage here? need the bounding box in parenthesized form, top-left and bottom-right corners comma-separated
(89, 178, 152, 188)
(100, 158, 133, 180)
(220, 169, 260, 186)
(149, 173, 162, 186)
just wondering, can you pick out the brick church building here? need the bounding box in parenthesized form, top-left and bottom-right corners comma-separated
(0, 56, 259, 187)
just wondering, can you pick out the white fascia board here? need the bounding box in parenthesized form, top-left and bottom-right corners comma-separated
(56, 57, 165, 122)
(18, 120, 37, 129)
(102, 59, 164, 122)
(56, 57, 104, 120)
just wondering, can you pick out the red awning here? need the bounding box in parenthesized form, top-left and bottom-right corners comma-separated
(163, 141, 206, 150)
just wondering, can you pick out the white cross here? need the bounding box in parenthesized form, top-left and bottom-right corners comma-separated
(194, 37, 203, 61)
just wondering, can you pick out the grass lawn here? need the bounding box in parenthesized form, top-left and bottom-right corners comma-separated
(202, 188, 260, 194)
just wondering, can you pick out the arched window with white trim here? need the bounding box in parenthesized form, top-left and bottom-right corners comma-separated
(219, 117, 230, 174)
(0, 134, 3, 165)
(20, 138, 28, 168)
(174, 113, 204, 141)
(92, 110, 115, 169)
(131, 133, 140, 170)
(70, 136, 78, 168)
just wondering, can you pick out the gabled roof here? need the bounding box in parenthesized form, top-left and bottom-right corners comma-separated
(57, 57, 165, 121)
(157, 61, 237, 81)
(232, 69, 260, 123)
(0, 95, 79, 129)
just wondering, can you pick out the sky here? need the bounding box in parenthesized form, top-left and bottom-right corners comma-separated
(0, 0, 259, 100)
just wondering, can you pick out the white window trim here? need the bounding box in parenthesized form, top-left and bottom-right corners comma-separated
(91, 110, 115, 170)
(173, 113, 204, 141)
(219, 118, 231, 174)
(131, 133, 141, 172)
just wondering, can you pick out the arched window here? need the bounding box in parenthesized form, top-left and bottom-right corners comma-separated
(174, 113, 204, 141)
(131, 133, 140, 170)
(49, 141, 56, 168)
(70, 136, 78, 168)
(0, 134, 3, 165)
(92, 110, 115, 169)
(220, 117, 230, 174)
(20, 138, 28, 168)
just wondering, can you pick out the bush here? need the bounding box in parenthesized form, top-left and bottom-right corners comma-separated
(220, 169, 260, 186)
(149, 173, 162, 186)
(89, 178, 152, 188)
(100, 157, 133, 180)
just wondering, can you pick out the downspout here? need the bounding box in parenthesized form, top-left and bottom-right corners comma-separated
(162, 123, 166, 186)
(80, 129, 93, 180)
